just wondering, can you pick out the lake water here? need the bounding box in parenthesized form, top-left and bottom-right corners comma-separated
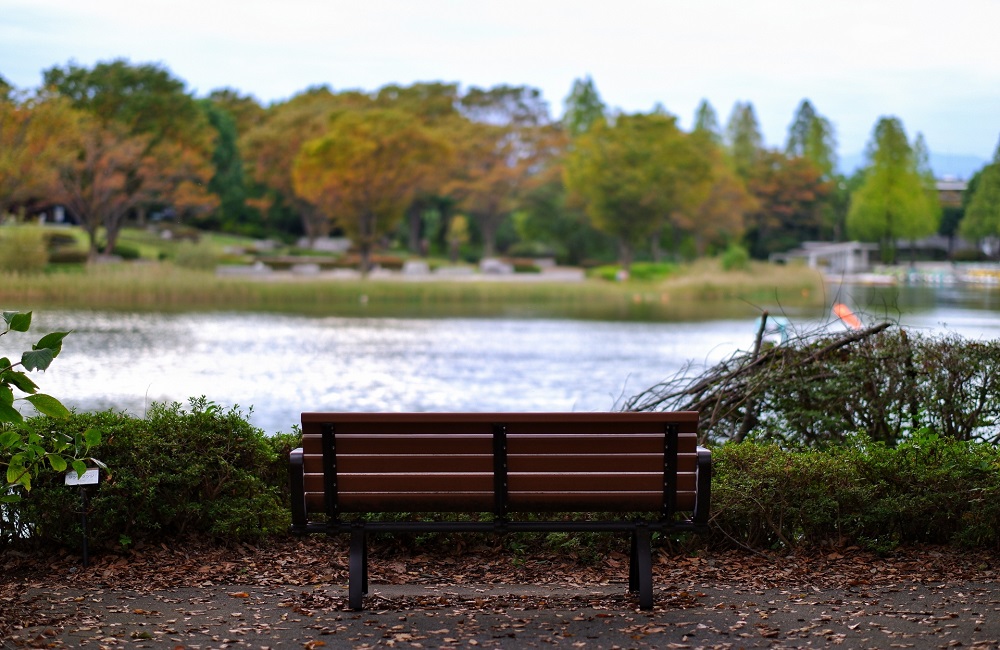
(21, 284, 1000, 435)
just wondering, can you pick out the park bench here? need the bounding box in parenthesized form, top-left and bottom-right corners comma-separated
(289, 412, 711, 610)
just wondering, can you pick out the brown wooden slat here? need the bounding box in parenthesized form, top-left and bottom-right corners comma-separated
(503, 421, 698, 436)
(336, 455, 494, 473)
(505, 434, 694, 455)
(302, 472, 697, 495)
(301, 453, 698, 477)
(507, 454, 662, 473)
(303, 434, 696, 457)
(302, 411, 699, 426)
(508, 472, 697, 493)
(335, 436, 493, 455)
(337, 473, 493, 492)
(507, 492, 697, 512)
(304, 491, 697, 513)
(305, 492, 494, 513)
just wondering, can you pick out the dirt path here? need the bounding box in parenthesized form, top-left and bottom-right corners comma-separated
(3, 538, 999, 648)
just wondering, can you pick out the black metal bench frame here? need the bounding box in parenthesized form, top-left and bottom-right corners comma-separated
(289, 412, 711, 610)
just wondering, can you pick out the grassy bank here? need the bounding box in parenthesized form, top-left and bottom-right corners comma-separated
(0, 259, 826, 320)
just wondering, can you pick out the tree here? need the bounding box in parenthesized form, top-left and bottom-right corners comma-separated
(447, 85, 557, 257)
(200, 100, 248, 232)
(375, 82, 463, 254)
(744, 151, 831, 258)
(43, 59, 217, 234)
(674, 144, 752, 257)
(847, 117, 939, 263)
(692, 99, 722, 145)
(913, 132, 943, 239)
(961, 136, 1000, 257)
(54, 117, 155, 259)
(725, 101, 763, 179)
(242, 87, 371, 243)
(0, 93, 79, 219)
(562, 76, 606, 137)
(785, 99, 838, 179)
(292, 109, 449, 274)
(563, 112, 711, 270)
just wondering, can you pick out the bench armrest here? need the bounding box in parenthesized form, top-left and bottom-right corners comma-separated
(692, 446, 712, 527)
(289, 447, 307, 531)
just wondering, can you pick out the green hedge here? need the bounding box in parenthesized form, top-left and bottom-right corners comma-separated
(3, 399, 300, 550)
(711, 433, 1000, 552)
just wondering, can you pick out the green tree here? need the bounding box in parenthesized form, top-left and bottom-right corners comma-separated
(563, 112, 711, 270)
(693, 99, 722, 145)
(847, 117, 939, 263)
(961, 136, 1000, 257)
(292, 109, 449, 274)
(200, 99, 248, 233)
(725, 101, 763, 179)
(785, 99, 838, 179)
(562, 76, 606, 137)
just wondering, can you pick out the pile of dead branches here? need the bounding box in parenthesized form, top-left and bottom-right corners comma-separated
(623, 312, 1000, 446)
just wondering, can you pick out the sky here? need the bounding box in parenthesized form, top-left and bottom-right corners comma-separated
(2, 0, 999, 175)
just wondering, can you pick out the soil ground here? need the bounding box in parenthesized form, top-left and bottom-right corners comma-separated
(3, 538, 999, 648)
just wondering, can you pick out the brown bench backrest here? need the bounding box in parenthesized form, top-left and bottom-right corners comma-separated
(300, 412, 699, 516)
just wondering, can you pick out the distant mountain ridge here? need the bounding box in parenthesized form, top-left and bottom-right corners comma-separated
(838, 152, 987, 180)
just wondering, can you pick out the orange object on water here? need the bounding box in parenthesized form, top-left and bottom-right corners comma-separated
(833, 303, 862, 330)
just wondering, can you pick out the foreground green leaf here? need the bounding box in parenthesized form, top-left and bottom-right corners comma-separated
(24, 394, 71, 418)
(48, 454, 68, 472)
(5, 311, 31, 332)
(0, 400, 23, 424)
(21, 347, 55, 372)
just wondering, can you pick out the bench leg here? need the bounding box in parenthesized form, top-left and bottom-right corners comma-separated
(629, 527, 654, 610)
(349, 527, 368, 610)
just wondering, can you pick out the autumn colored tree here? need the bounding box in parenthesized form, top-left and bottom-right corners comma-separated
(674, 141, 752, 257)
(448, 85, 556, 257)
(0, 92, 79, 218)
(242, 86, 372, 242)
(961, 137, 1000, 257)
(292, 109, 449, 274)
(563, 112, 711, 270)
(54, 117, 155, 259)
(43, 59, 217, 236)
(744, 151, 832, 258)
(847, 117, 939, 263)
(375, 82, 463, 253)
(207, 88, 266, 136)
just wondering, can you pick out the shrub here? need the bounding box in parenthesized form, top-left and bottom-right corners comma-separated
(720, 243, 750, 271)
(111, 243, 141, 261)
(173, 240, 218, 271)
(0, 228, 49, 273)
(710, 435, 1000, 552)
(7, 399, 296, 549)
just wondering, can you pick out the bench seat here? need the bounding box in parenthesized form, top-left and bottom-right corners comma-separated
(289, 412, 710, 610)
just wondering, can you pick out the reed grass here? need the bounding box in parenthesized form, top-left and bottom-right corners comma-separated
(0, 259, 826, 320)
